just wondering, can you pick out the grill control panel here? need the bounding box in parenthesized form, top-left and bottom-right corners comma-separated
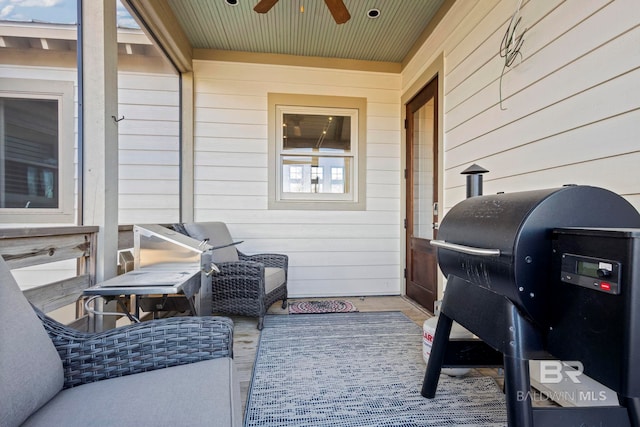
(560, 253, 621, 295)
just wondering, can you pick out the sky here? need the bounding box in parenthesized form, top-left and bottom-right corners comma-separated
(0, 0, 138, 27)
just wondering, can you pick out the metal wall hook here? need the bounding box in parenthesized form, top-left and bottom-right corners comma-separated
(202, 262, 220, 277)
(112, 115, 125, 123)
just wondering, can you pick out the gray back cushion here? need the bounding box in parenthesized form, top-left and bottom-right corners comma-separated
(0, 257, 64, 427)
(184, 222, 239, 263)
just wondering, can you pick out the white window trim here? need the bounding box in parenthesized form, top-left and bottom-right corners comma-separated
(268, 93, 367, 211)
(276, 105, 357, 202)
(0, 78, 75, 223)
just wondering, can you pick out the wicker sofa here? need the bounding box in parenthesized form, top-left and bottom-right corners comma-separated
(0, 257, 242, 427)
(175, 222, 288, 330)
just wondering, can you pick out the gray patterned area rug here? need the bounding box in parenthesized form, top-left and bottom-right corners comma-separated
(244, 311, 507, 426)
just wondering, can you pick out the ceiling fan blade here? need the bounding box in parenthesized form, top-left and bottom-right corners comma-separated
(254, 0, 279, 14)
(324, 0, 350, 24)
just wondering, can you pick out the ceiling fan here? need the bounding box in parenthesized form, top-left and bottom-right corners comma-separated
(253, 0, 351, 24)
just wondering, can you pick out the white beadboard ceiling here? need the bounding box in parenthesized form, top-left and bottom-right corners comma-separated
(167, 0, 446, 63)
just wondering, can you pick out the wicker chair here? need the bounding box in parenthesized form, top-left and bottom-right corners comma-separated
(37, 310, 234, 388)
(0, 256, 241, 427)
(177, 222, 288, 330)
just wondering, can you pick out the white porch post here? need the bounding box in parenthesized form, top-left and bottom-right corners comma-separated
(81, 0, 119, 329)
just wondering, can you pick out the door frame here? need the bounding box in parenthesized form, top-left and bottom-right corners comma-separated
(400, 53, 445, 299)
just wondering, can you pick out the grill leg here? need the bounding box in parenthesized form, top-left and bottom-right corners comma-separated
(623, 397, 640, 427)
(504, 354, 534, 427)
(421, 313, 453, 398)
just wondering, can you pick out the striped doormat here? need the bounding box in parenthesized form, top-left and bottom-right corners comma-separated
(288, 300, 358, 314)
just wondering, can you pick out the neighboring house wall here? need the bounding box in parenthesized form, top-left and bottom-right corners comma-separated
(0, 37, 179, 291)
(192, 60, 402, 297)
(403, 0, 640, 212)
(0, 51, 180, 226)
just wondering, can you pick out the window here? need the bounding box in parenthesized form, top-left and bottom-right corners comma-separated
(268, 94, 366, 210)
(0, 79, 75, 223)
(278, 106, 355, 200)
(1, 98, 58, 208)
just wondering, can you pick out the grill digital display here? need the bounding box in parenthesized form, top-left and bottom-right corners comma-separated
(560, 253, 621, 294)
(576, 260, 600, 278)
(576, 259, 614, 278)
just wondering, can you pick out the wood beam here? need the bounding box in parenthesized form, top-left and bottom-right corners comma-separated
(193, 49, 401, 74)
(123, 0, 192, 72)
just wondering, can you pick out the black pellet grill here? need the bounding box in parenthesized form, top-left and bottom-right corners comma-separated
(421, 185, 640, 427)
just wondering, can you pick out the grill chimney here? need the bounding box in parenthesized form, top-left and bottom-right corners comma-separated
(461, 164, 489, 198)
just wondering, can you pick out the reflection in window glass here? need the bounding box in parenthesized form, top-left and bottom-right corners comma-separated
(289, 166, 303, 180)
(311, 166, 323, 193)
(1, 98, 59, 209)
(311, 166, 323, 180)
(331, 167, 344, 193)
(282, 113, 351, 153)
(331, 167, 344, 181)
(282, 157, 350, 194)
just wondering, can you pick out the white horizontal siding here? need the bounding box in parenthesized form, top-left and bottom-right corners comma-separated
(186, 209, 399, 225)
(118, 88, 178, 106)
(445, 108, 640, 190)
(195, 136, 266, 153)
(403, 0, 640, 213)
(193, 60, 402, 297)
(293, 279, 400, 297)
(244, 237, 399, 253)
(0, 65, 77, 83)
(194, 165, 267, 182)
(119, 134, 178, 151)
(117, 71, 180, 224)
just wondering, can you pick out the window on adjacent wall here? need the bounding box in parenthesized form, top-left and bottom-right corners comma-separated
(0, 79, 75, 223)
(268, 94, 366, 210)
(1, 98, 58, 209)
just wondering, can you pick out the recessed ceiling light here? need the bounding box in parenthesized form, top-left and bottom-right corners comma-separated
(225, 0, 239, 5)
(367, 8, 380, 19)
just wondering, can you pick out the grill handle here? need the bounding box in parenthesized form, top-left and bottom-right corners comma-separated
(430, 240, 501, 257)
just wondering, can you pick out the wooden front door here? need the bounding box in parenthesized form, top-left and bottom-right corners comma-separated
(405, 76, 439, 313)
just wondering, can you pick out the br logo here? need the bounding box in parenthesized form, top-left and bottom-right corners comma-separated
(538, 361, 584, 384)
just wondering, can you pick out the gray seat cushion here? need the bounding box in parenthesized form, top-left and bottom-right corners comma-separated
(265, 267, 286, 293)
(184, 222, 239, 263)
(22, 357, 242, 427)
(0, 258, 64, 427)
(184, 223, 286, 294)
